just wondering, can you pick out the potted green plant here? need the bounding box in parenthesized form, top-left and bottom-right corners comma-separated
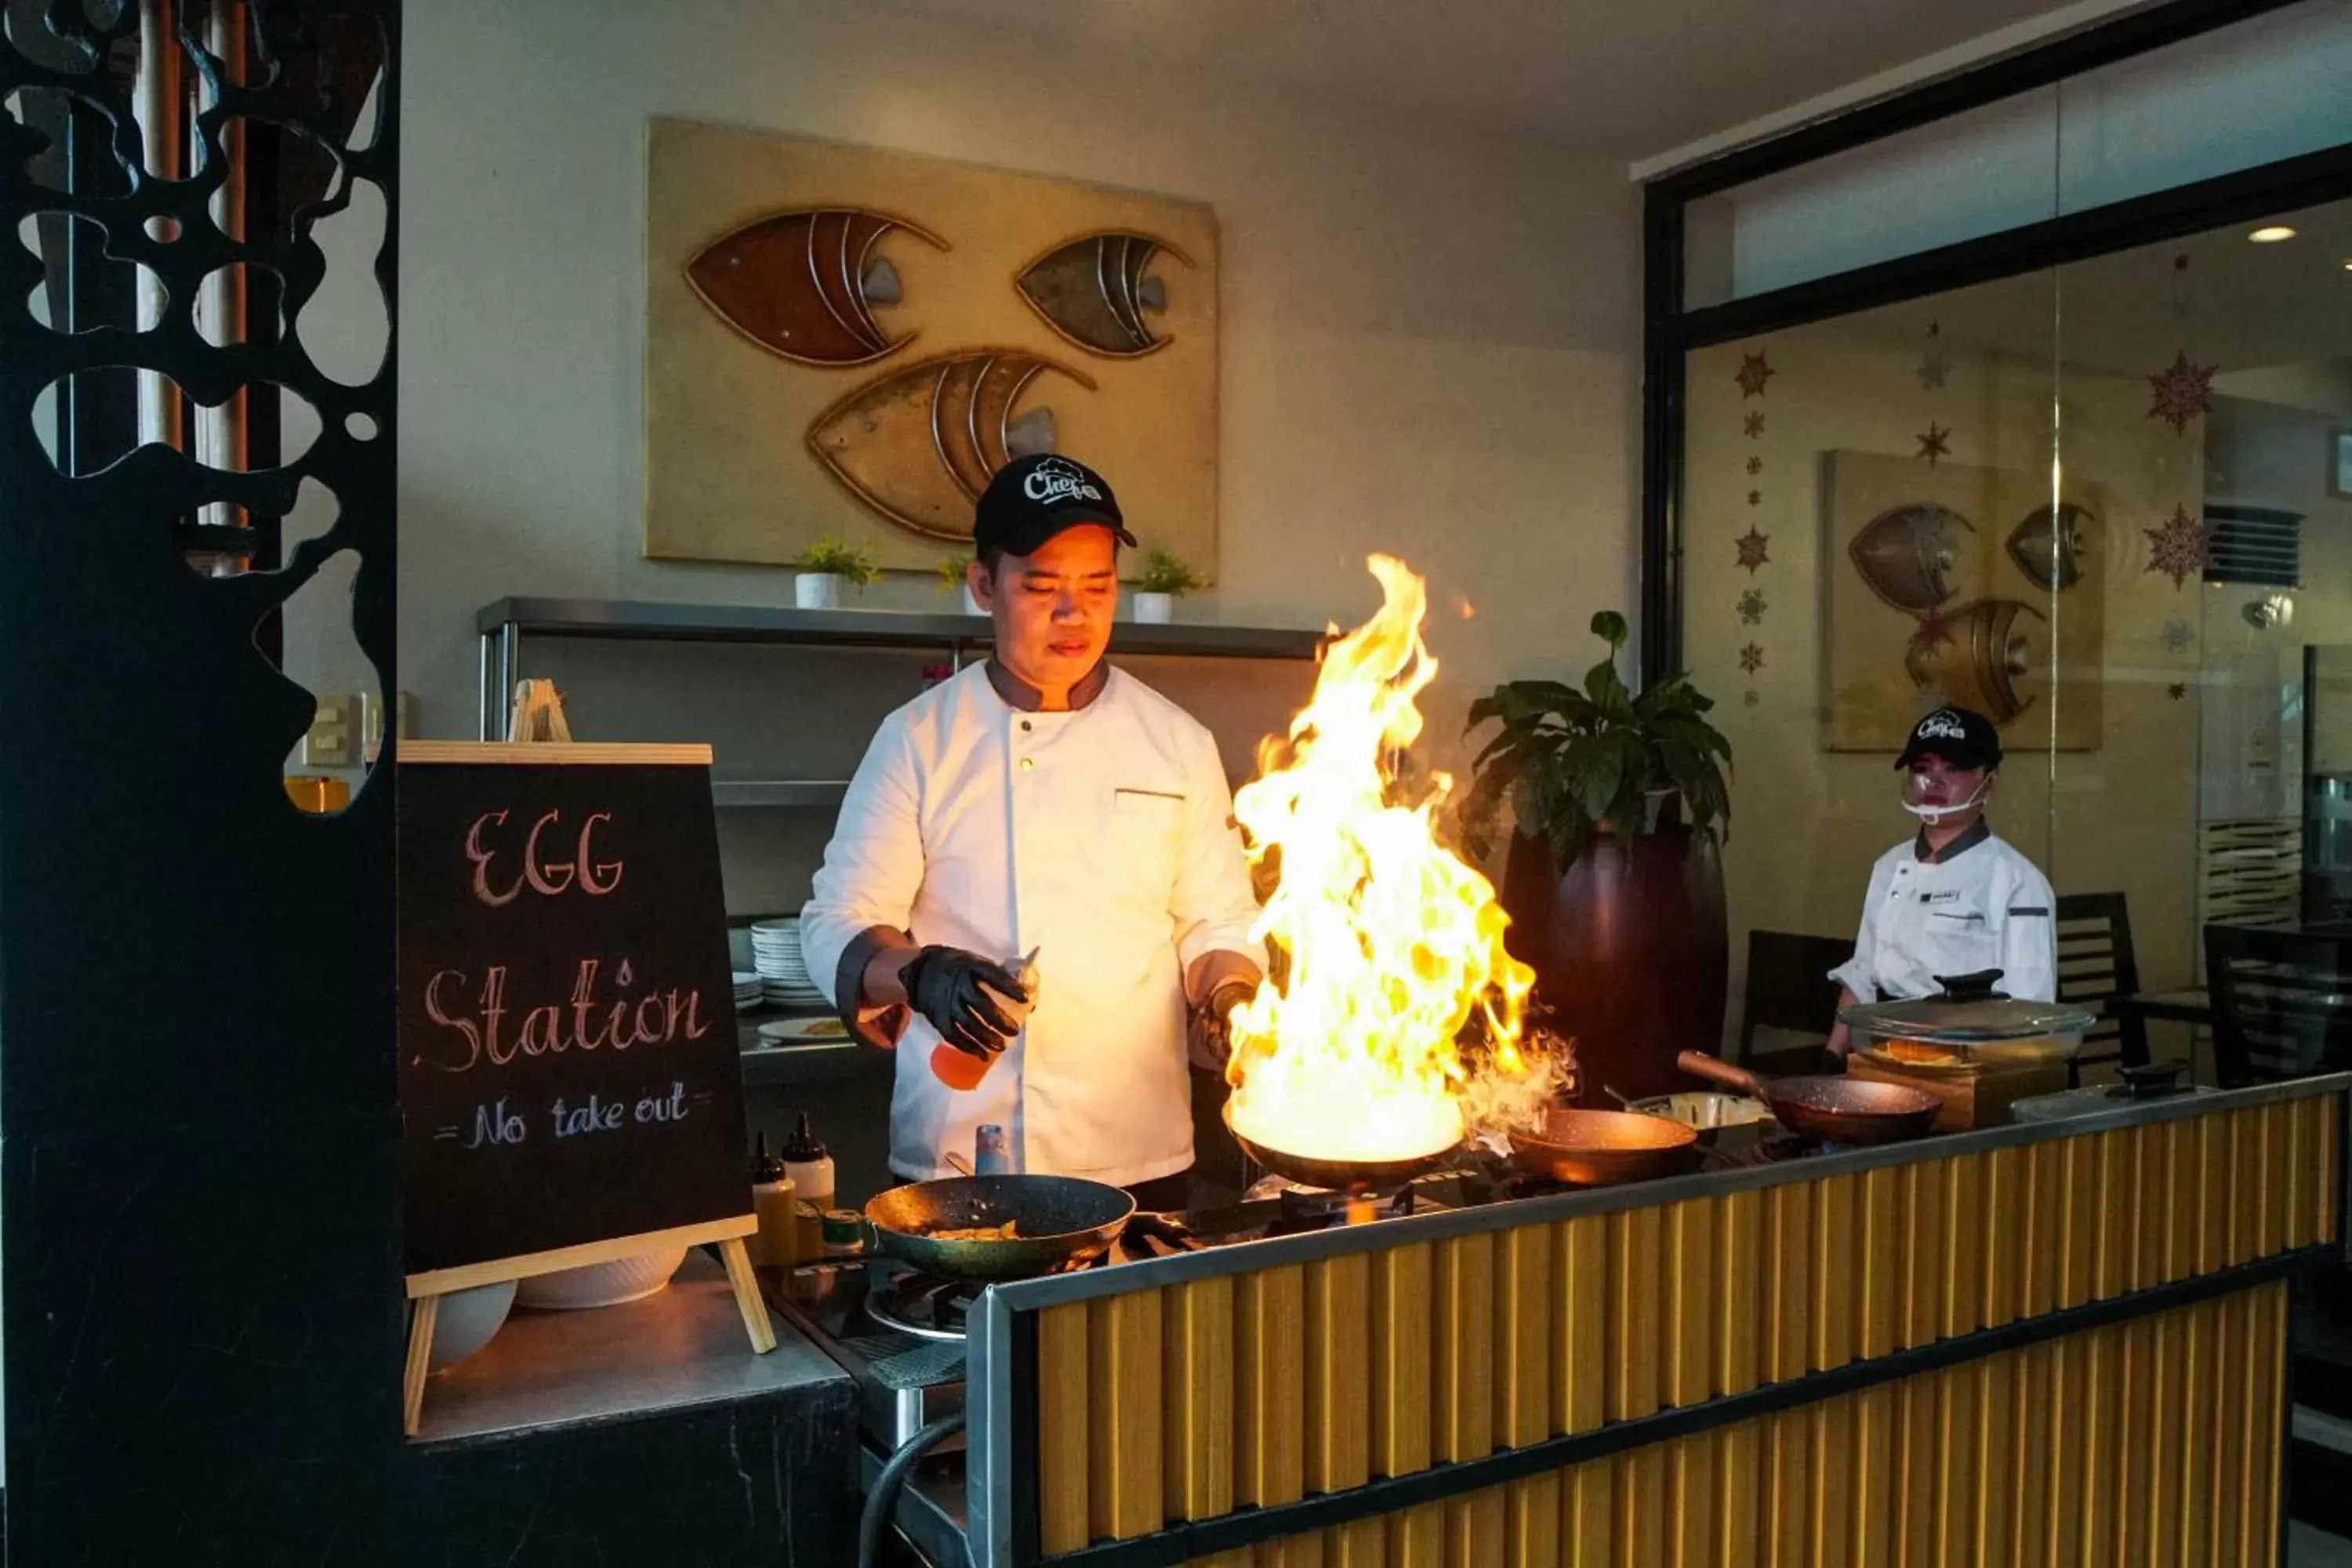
(795, 535, 879, 609)
(935, 555, 984, 615)
(1131, 550, 1202, 624)
(1463, 611, 1734, 1103)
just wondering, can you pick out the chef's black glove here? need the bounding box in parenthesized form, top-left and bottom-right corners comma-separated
(1190, 976, 1258, 1072)
(902, 946, 1028, 1059)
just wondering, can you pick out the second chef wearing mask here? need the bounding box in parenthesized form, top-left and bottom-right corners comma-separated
(1825, 706, 2056, 1058)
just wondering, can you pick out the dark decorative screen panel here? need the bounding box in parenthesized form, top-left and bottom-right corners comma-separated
(1, 2, 402, 1556)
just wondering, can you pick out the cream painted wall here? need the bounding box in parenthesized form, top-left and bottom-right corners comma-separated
(1685, 323, 2207, 1012)
(385, 0, 1641, 802)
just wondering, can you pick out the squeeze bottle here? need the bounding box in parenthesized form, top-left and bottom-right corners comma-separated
(749, 1133, 797, 1267)
(779, 1112, 834, 1214)
(929, 949, 1040, 1091)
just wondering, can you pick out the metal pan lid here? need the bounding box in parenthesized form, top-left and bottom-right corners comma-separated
(1836, 968, 2096, 1042)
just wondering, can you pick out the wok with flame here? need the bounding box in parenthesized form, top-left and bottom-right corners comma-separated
(1221, 556, 1563, 1187)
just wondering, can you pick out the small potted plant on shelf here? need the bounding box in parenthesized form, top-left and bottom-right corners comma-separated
(935, 555, 984, 615)
(1131, 550, 1203, 624)
(1461, 610, 1734, 1105)
(795, 535, 879, 609)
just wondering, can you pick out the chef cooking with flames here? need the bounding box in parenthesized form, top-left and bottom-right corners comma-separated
(1824, 705, 2057, 1058)
(799, 454, 1265, 1212)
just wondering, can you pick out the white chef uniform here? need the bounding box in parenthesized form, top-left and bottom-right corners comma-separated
(800, 660, 1265, 1185)
(1828, 819, 2057, 1004)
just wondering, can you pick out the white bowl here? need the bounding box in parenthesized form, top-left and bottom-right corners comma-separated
(428, 1279, 517, 1371)
(513, 1247, 689, 1310)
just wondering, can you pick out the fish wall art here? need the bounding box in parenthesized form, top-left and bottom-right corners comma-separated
(685, 207, 946, 367)
(645, 118, 1218, 575)
(1822, 451, 2105, 751)
(1015, 232, 1192, 358)
(808, 350, 1094, 543)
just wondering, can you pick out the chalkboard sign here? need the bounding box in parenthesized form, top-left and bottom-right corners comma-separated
(397, 742, 753, 1285)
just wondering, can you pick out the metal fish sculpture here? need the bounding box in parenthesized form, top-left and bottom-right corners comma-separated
(687, 207, 947, 367)
(2005, 502, 2094, 592)
(1015, 231, 1192, 358)
(1848, 503, 1973, 613)
(1904, 598, 2046, 725)
(807, 350, 1097, 542)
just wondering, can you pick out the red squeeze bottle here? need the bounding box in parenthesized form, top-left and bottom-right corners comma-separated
(929, 949, 1039, 1091)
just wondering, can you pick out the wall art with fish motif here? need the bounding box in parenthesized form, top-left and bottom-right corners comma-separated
(645, 118, 1218, 573)
(1821, 450, 2106, 751)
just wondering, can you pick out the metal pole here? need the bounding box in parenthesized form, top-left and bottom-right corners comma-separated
(194, 0, 247, 561)
(132, 0, 184, 452)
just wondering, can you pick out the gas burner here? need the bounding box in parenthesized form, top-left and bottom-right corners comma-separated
(1258, 1182, 1423, 1235)
(1097, 1210, 1204, 1263)
(867, 1272, 982, 1342)
(1764, 1132, 1838, 1160)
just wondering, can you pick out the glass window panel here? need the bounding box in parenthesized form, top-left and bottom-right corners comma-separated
(2056, 4, 2352, 216)
(1681, 268, 2062, 1051)
(1682, 90, 2059, 309)
(1679, 1, 2352, 310)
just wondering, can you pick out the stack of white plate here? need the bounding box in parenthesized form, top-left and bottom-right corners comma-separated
(731, 970, 761, 1011)
(750, 916, 827, 1011)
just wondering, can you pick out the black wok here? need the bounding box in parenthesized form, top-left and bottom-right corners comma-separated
(865, 1174, 1135, 1281)
(1505, 1108, 1701, 1185)
(1223, 1104, 1461, 1193)
(1677, 1051, 1940, 1146)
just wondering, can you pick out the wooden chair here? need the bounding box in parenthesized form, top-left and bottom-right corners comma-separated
(2053, 891, 2150, 1085)
(1738, 930, 1855, 1070)
(2204, 922, 2352, 1087)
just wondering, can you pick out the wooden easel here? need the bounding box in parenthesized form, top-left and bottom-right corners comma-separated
(403, 1214, 774, 1436)
(400, 709, 775, 1436)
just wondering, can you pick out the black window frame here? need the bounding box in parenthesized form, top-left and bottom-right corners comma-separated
(1639, 0, 2352, 681)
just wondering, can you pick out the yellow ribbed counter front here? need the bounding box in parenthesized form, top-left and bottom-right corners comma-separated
(959, 1075, 2347, 1568)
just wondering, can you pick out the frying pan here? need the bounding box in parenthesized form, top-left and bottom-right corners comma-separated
(1504, 1108, 1700, 1185)
(1223, 1104, 1461, 1193)
(1676, 1051, 1941, 1146)
(865, 1174, 1136, 1281)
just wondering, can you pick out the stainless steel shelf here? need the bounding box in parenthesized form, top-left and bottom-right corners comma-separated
(736, 1018, 884, 1087)
(709, 779, 851, 809)
(476, 597, 1327, 659)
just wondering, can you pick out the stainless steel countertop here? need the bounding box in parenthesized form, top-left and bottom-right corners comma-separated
(416, 1250, 849, 1444)
(993, 1072, 2352, 1312)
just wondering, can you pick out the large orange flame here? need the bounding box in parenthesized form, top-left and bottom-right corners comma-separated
(1225, 555, 1544, 1163)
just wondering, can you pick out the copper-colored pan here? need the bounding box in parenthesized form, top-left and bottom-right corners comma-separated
(1504, 1108, 1700, 1185)
(1676, 1051, 1940, 1146)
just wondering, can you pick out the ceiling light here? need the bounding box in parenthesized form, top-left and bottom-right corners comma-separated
(2249, 225, 2297, 243)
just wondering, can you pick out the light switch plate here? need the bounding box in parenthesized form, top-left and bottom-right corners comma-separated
(301, 695, 354, 768)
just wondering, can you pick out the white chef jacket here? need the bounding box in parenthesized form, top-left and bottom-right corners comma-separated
(1828, 820, 2057, 1004)
(800, 661, 1265, 1185)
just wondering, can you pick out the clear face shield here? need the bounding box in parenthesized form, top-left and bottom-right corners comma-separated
(1901, 762, 1991, 826)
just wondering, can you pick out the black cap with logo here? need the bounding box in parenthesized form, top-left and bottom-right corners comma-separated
(972, 454, 1137, 559)
(1894, 706, 2002, 771)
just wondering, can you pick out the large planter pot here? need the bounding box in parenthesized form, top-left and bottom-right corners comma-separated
(1501, 822, 1728, 1105)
